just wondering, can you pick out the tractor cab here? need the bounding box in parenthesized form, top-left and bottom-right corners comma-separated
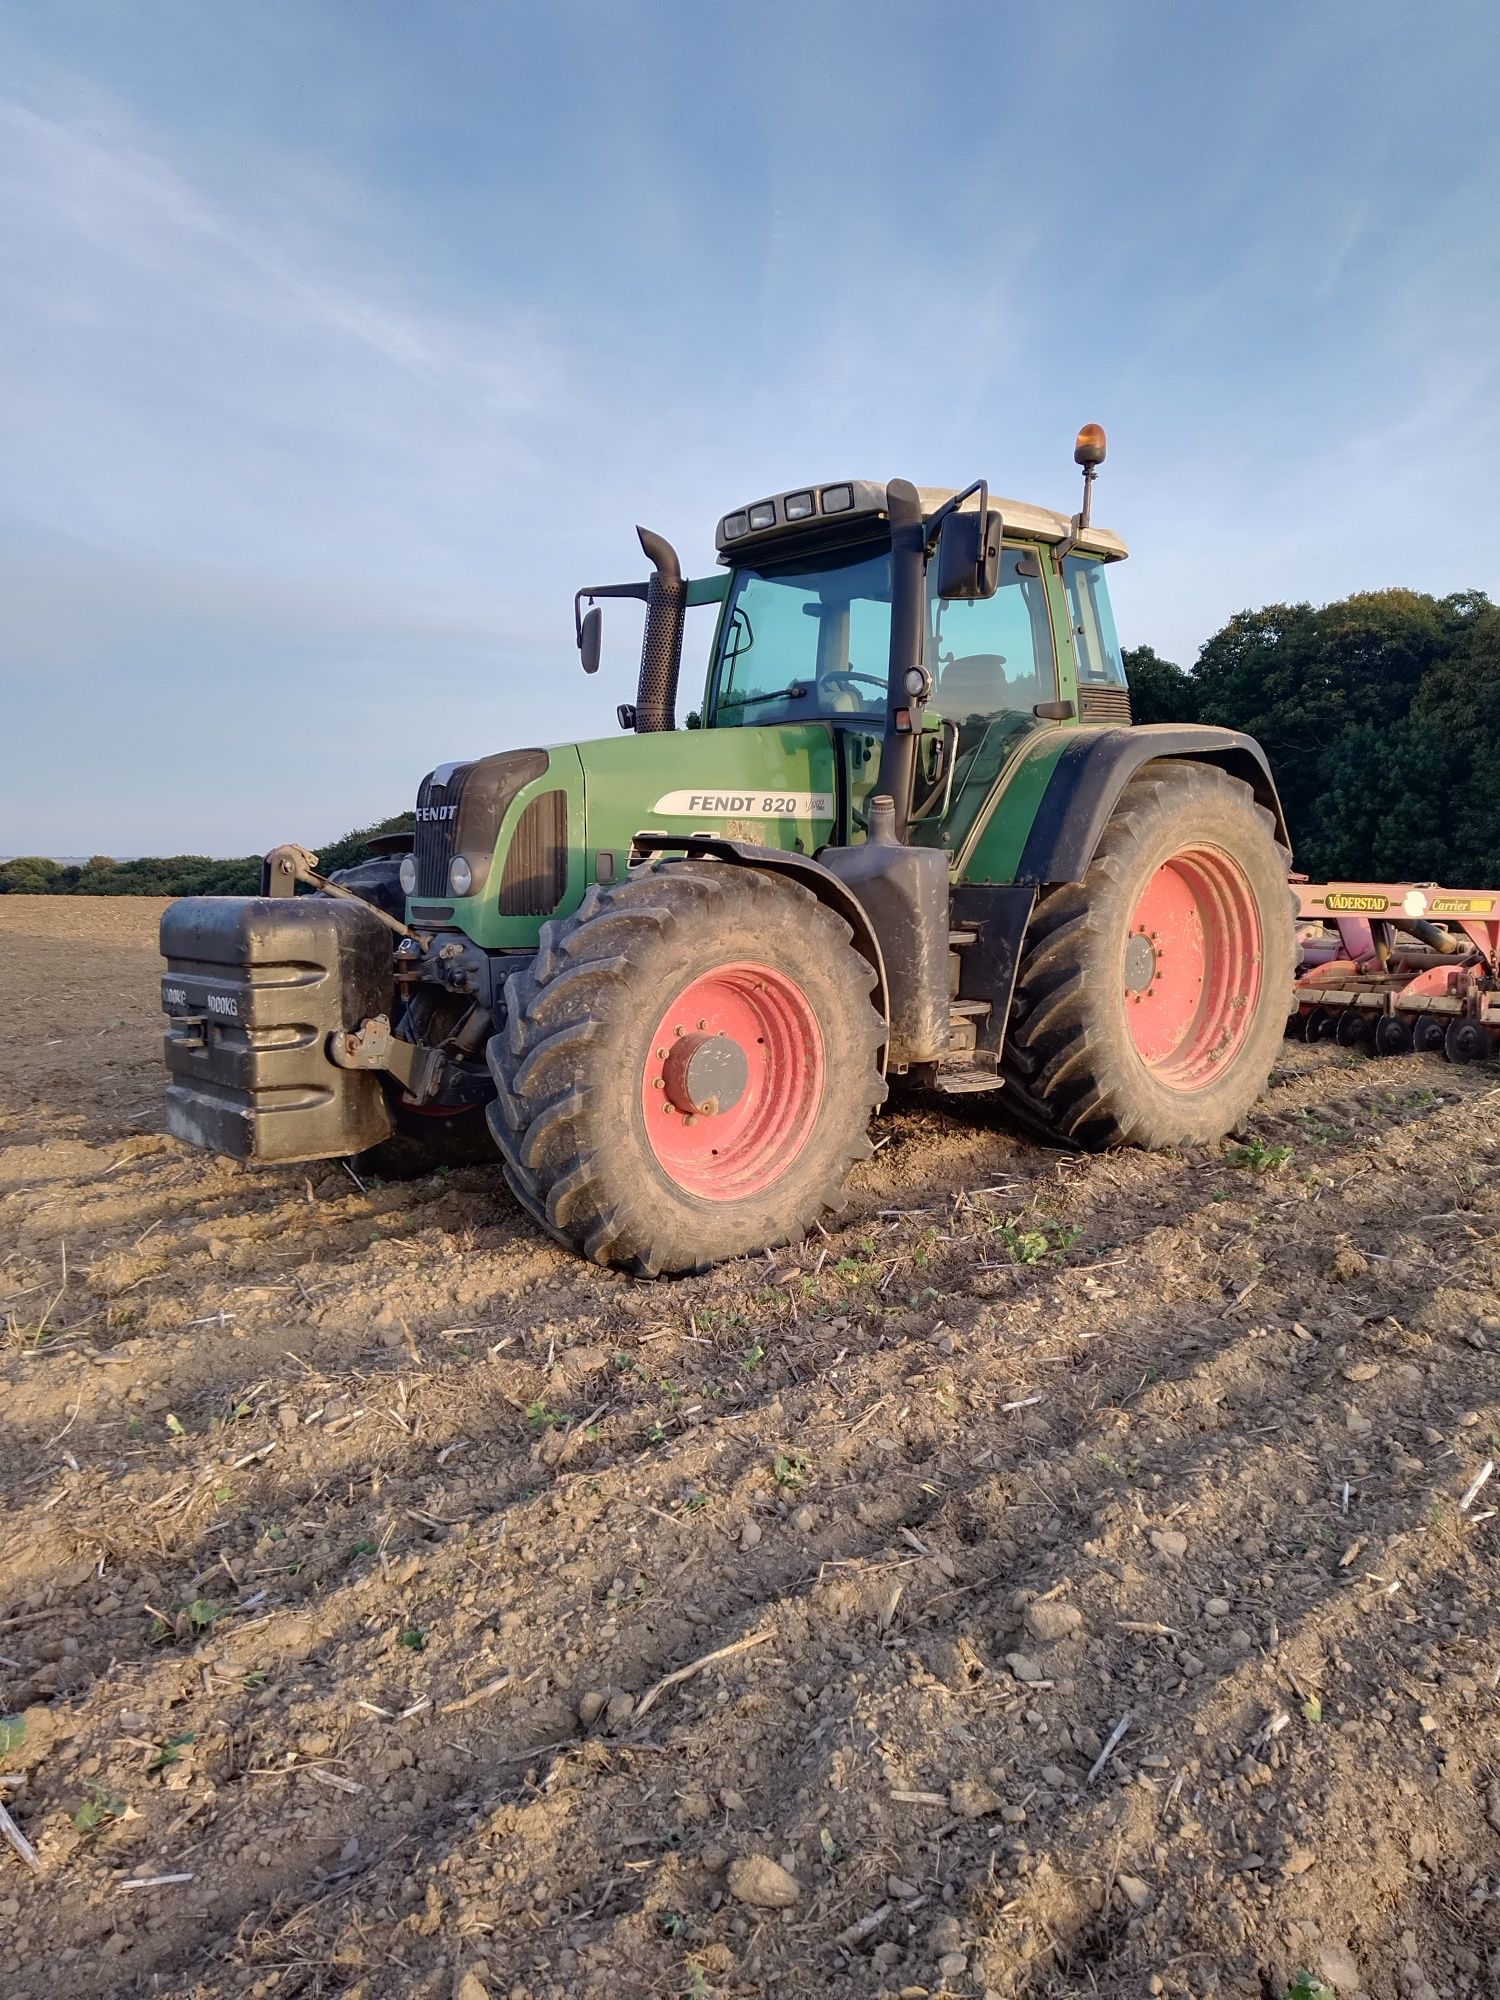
(702, 475, 1131, 855)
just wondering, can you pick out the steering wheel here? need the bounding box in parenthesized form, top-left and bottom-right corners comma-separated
(821, 670, 886, 696)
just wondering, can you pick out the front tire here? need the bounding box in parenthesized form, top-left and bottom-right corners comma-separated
(486, 863, 886, 1274)
(1001, 761, 1294, 1149)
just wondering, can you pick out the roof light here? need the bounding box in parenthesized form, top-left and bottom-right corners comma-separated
(821, 484, 854, 513)
(783, 490, 814, 521)
(721, 511, 749, 540)
(748, 501, 776, 531)
(1074, 423, 1107, 467)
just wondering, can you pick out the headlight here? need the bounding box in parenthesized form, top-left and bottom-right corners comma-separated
(399, 855, 417, 896)
(448, 855, 473, 896)
(783, 491, 814, 521)
(720, 511, 749, 540)
(820, 484, 854, 513)
(748, 501, 776, 530)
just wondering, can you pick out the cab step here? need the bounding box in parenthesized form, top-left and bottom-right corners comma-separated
(934, 1070, 1005, 1095)
(948, 998, 990, 1019)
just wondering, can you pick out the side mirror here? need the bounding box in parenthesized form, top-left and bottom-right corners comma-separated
(934, 507, 1003, 601)
(579, 604, 603, 674)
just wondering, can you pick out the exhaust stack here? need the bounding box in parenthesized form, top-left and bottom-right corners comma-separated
(633, 526, 687, 732)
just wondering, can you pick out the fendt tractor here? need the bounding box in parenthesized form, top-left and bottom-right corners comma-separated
(160, 428, 1296, 1274)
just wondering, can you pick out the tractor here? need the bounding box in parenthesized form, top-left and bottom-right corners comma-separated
(160, 427, 1295, 1274)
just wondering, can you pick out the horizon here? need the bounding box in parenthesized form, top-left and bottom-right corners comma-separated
(4, 0, 1498, 855)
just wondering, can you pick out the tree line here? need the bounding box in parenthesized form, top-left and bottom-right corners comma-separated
(1125, 584, 1497, 882)
(0, 815, 415, 897)
(5, 582, 1496, 895)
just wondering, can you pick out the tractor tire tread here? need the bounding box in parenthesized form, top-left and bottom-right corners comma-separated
(485, 861, 886, 1273)
(1000, 760, 1294, 1150)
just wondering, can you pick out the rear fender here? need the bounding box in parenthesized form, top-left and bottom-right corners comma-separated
(1016, 726, 1290, 886)
(630, 833, 889, 1065)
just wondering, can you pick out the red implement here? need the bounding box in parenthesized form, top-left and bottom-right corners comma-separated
(1289, 881, 1500, 1060)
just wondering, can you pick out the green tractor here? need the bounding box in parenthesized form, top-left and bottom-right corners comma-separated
(160, 427, 1294, 1274)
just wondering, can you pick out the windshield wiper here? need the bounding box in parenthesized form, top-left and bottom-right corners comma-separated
(725, 682, 810, 709)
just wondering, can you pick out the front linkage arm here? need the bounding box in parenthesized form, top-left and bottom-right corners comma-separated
(261, 843, 453, 1104)
(261, 843, 414, 939)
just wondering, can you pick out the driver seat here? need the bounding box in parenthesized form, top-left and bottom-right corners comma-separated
(936, 653, 1010, 718)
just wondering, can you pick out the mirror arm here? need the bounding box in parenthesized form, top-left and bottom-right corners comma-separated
(922, 477, 988, 552)
(573, 579, 649, 649)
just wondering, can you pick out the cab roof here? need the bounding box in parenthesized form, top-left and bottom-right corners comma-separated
(713, 478, 1127, 564)
(916, 487, 1128, 563)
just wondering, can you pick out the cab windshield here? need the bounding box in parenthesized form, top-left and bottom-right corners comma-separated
(709, 546, 893, 725)
(709, 540, 1057, 735)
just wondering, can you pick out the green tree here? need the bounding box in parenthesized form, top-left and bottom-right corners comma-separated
(1123, 644, 1199, 724)
(0, 856, 65, 894)
(1193, 588, 1493, 878)
(314, 811, 416, 876)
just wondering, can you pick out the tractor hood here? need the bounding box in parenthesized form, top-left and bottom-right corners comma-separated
(405, 723, 840, 952)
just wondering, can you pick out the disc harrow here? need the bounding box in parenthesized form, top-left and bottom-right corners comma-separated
(1289, 880, 1500, 1061)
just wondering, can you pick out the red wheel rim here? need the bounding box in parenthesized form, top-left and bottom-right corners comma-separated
(641, 962, 825, 1199)
(1124, 845, 1262, 1089)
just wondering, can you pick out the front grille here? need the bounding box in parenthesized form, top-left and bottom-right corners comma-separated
(413, 764, 472, 897)
(499, 790, 568, 916)
(412, 748, 548, 900)
(1079, 685, 1133, 725)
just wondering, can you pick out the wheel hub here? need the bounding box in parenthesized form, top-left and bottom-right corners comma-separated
(662, 1032, 749, 1116)
(1124, 931, 1158, 993)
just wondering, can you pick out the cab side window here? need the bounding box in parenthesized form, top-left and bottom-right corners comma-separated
(930, 547, 1057, 725)
(1063, 555, 1128, 687)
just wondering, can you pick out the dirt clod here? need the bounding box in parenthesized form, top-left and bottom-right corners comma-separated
(1023, 1598, 1083, 1644)
(727, 1855, 801, 1908)
(1117, 1873, 1154, 1911)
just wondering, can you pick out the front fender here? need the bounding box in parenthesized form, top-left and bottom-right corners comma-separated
(631, 833, 889, 1064)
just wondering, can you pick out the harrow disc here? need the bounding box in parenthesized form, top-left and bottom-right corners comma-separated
(1444, 1018, 1494, 1064)
(1335, 1009, 1374, 1050)
(1413, 1017, 1447, 1055)
(1373, 1015, 1414, 1057)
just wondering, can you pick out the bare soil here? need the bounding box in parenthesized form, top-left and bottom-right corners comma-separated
(2, 893, 1499, 2000)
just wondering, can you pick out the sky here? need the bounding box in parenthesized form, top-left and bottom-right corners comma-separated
(3, 0, 1498, 857)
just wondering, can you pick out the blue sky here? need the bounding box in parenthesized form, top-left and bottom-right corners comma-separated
(3, 0, 1497, 856)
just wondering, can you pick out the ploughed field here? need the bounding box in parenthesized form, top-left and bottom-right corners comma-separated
(2, 894, 1499, 2000)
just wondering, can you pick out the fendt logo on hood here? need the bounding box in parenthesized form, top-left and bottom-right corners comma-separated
(415, 805, 458, 823)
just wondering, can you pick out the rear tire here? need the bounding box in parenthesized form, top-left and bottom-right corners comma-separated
(486, 862, 886, 1274)
(354, 1103, 495, 1178)
(322, 854, 407, 923)
(1000, 762, 1294, 1149)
